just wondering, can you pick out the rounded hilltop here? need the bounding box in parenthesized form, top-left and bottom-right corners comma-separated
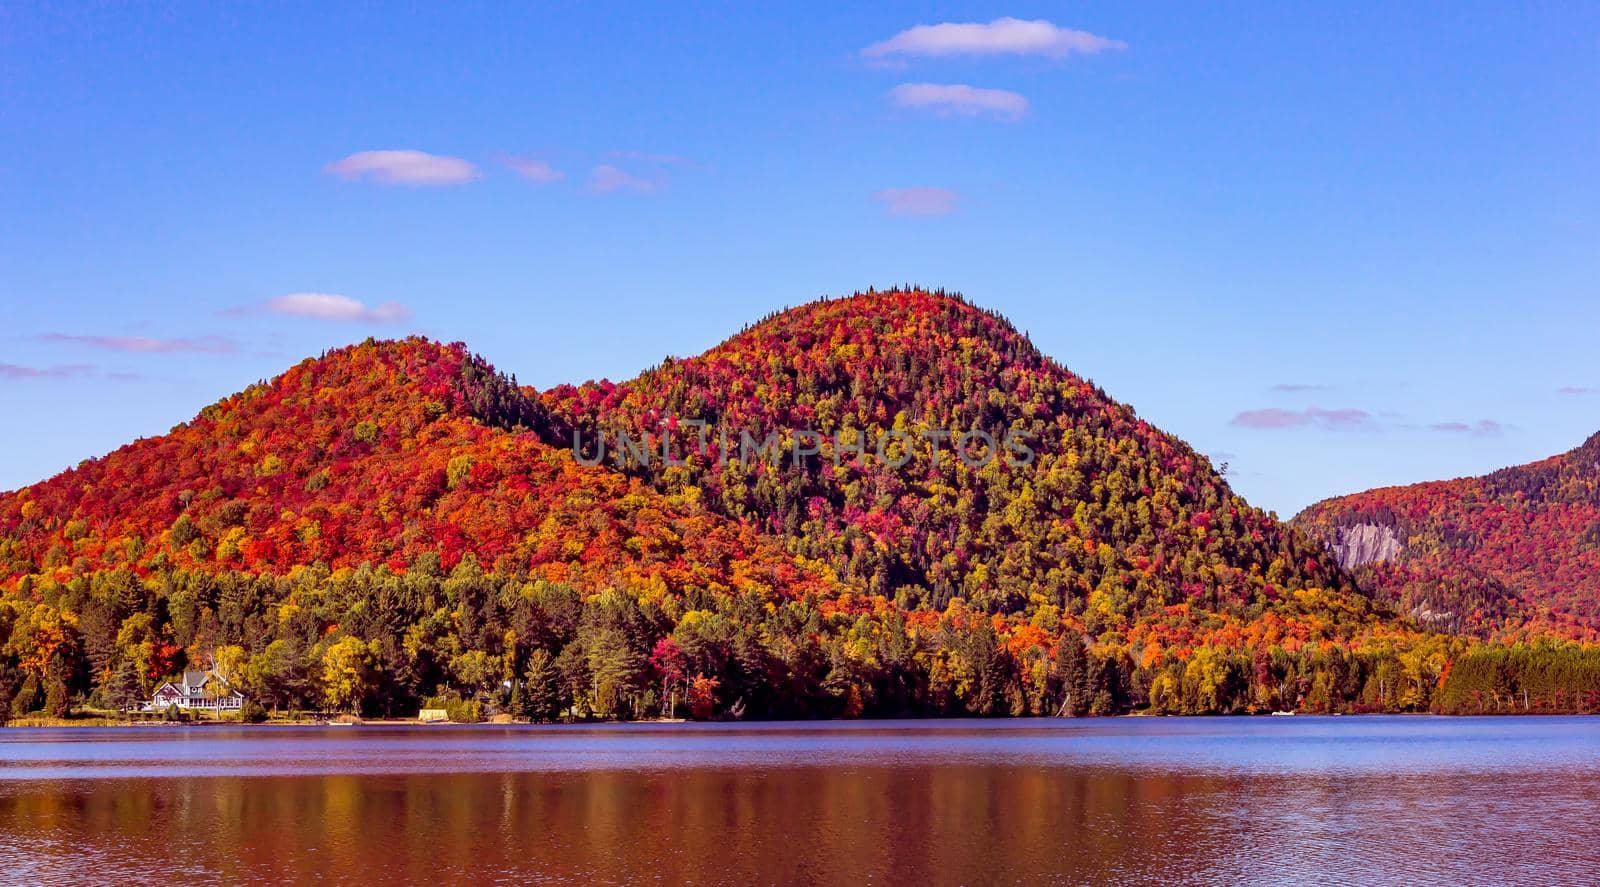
(540, 284, 1357, 622)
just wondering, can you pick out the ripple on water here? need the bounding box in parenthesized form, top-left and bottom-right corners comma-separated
(1, 717, 1596, 885)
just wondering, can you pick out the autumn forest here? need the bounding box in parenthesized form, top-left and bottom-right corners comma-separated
(3, 289, 1597, 723)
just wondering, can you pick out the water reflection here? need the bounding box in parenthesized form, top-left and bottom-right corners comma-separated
(1, 718, 1597, 885)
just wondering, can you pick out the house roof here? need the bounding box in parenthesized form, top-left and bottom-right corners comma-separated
(178, 669, 244, 695)
(147, 672, 246, 705)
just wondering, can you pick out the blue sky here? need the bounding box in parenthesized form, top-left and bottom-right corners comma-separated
(2, 2, 1596, 516)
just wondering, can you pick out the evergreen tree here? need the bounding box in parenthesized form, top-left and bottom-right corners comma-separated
(44, 679, 70, 719)
(1052, 632, 1092, 717)
(106, 659, 145, 713)
(520, 648, 563, 722)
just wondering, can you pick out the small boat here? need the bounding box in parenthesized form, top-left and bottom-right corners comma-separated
(1270, 711, 1297, 716)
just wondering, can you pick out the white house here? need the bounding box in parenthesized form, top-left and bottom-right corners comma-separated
(144, 669, 245, 712)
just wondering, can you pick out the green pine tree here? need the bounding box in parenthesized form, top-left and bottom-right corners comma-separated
(522, 648, 563, 722)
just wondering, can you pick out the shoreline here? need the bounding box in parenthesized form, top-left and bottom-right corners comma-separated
(5, 710, 1593, 728)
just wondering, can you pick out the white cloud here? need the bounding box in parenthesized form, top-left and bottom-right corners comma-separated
(260, 293, 411, 323)
(863, 18, 1126, 60)
(889, 83, 1029, 120)
(872, 187, 959, 217)
(589, 164, 659, 194)
(502, 156, 565, 183)
(323, 150, 480, 186)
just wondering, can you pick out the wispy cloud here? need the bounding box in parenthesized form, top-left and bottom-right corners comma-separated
(589, 164, 659, 194)
(1429, 419, 1507, 437)
(1233, 405, 1513, 437)
(229, 292, 411, 323)
(889, 83, 1029, 120)
(0, 363, 95, 380)
(39, 333, 236, 354)
(863, 18, 1126, 60)
(872, 187, 959, 217)
(1230, 406, 1375, 431)
(267, 292, 409, 322)
(323, 150, 480, 186)
(500, 156, 565, 184)
(1557, 386, 1596, 396)
(587, 152, 693, 193)
(1271, 383, 1334, 393)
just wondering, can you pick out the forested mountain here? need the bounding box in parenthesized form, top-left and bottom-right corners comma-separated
(0, 338, 828, 595)
(2, 290, 1596, 723)
(540, 288, 1357, 637)
(1294, 432, 1600, 638)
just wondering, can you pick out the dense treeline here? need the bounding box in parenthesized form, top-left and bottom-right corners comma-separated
(1434, 643, 1600, 714)
(4, 562, 1595, 721)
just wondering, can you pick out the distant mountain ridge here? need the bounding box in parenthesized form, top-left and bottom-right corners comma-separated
(1294, 432, 1600, 638)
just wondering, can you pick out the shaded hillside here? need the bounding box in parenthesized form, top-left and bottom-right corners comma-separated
(1294, 433, 1600, 638)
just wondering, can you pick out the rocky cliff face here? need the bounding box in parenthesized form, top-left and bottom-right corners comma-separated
(1330, 523, 1402, 570)
(1292, 431, 1600, 635)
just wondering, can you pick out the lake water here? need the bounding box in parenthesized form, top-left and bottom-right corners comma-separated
(1, 717, 1597, 885)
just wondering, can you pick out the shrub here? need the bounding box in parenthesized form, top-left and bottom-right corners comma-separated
(44, 681, 70, 718)
(422, 693, 483, 723)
